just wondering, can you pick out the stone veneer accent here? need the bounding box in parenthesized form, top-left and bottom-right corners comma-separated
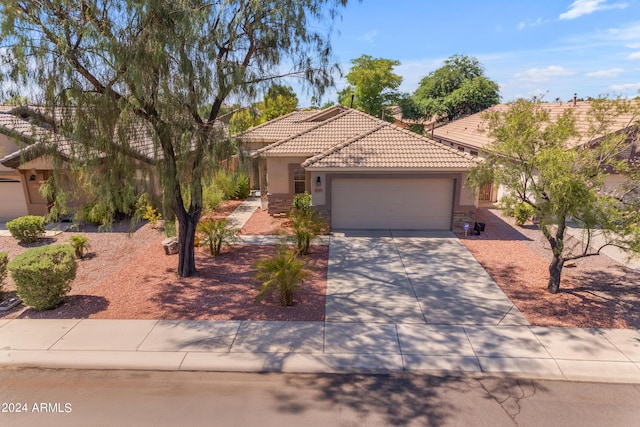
(267, 193, 296, 215)
(452, 209, 477, 233)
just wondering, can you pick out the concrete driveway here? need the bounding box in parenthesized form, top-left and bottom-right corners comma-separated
(326, 230, 528, 326)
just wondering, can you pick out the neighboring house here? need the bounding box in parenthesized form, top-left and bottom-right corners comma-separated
(236, 105, 480, 232)
(0, 105, 162, 221)
(431, 100, 640, 202)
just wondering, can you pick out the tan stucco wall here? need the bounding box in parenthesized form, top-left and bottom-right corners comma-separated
(0, 134, 21, 174)
(310, 172, 327, 206)
(265, 156, 308, 194)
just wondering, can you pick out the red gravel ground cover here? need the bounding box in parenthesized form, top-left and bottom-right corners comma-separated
(459, 208, 640, 329)
(0, 200, 327, 321)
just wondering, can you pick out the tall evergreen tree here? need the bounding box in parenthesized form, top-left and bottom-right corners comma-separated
(0, 0, 349, 277)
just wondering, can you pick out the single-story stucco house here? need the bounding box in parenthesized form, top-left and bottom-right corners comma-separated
(0, 105, 164, 221)
(430, 99, 639, 203)
(235, 105, 480, 232)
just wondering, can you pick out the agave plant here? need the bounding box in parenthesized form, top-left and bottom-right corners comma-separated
(254, 246, 310, 306)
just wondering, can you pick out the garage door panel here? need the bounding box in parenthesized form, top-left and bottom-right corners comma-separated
(331, 178, 453, 230)
(0, 181, 29, 221)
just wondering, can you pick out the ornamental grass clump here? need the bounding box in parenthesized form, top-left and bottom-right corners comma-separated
(8, 245, 77, 311)
(6, 215, 45, 243)
(254, 246, 310, 307)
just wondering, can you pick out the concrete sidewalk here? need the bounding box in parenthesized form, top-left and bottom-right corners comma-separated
(0, 319, 639, 383)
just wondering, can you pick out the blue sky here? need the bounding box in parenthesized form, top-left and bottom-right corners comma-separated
(303, 0, 640, 106)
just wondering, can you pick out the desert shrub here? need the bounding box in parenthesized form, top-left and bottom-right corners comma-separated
(202, 182, 224, 212)
(234, 173, 250, 199)
(68, 235, 91, 259)
(197, 218, 239, 256)
(288, 208, 324, 255)
(514, 202, 535, 226)
(213, 169, 250, 200)
(6, 215, 45, 243)
(254, 246, 310, 306)
(134, 193, 164, 228)
(0, 252, 8, 294)
(8, 245, 77, 311)
(292, 192, 312, 212)
(80, 201, 115, 229)
(213, 169, 237, 200)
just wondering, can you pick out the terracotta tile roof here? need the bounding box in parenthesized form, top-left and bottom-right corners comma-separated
(303, 123, 479, 170)
(234, 105, 347, 142)
(432, 101, 640, 151)
(255, 109, 382, 156)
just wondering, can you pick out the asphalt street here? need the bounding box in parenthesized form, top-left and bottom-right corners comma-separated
(2, 369, 640, 427)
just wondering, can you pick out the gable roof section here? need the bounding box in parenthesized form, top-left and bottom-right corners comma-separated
(255, 108, 383, 156)
(303, 124, 479, 171)
(432, 101, 640, 151)
(233, 105, 347, 142)
(0, 108, 78, 168)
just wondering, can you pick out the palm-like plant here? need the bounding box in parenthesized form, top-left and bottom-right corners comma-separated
(288, 209, 325, 255)
(197, 218, 239, 256)
(254, 246, 310, 306)
(68, 235, 91, 259)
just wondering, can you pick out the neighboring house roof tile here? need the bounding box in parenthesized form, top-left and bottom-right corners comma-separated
(432, 101, 640, 151)
(233, 105, 347, 142)
(303, 123, 479, 170)
(255, 109, 383, 156)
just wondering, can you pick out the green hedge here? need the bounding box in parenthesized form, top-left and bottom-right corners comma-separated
(7, 245, 77, 311)
(6, 215, 45, 243)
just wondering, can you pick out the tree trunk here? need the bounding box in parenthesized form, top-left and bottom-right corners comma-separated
(177, 212, 198, 277)
(547, 255, 564, 294)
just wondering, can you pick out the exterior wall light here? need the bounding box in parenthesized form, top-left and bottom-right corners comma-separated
(316, 176, 321, 187)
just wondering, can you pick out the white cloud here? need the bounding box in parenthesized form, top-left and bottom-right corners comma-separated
(626, 43, 640, 48)
(357, 30, 378, 44)
(628, 51, 640, 59)
(517, 17, 546, 30)
(515, 66, 575, 82)
(585, 68, 625, 77)
(604, 22, 640, 41)
(609, 82, 640, 92)
(560, 0, 628, 20)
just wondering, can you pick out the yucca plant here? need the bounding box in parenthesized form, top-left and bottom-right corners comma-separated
(68, 235, 91, 259)
(288, 208, 325, 255)
(254, 246, 310, 306)
(197, 218, 239, 256)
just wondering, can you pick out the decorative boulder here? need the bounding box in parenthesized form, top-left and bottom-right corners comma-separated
(162, 237, 179, 255)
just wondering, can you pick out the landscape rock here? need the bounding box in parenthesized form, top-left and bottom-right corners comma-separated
(162, 237, 179, 255)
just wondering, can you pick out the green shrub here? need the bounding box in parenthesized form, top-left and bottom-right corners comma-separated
(234, 173, 250, 199)
(202, 183, 224, 213)
(81, 201, 115, 229)
(514, 202, 535, 226)
(0, 252, 8, 294)
(254, 246, 310, 306)
(213, 169, 237, 200)
(6, 215, 45, 243)
(288, 208, 324, 255)
(292, 192, 312, 212)
(8, 245, 77, 311)
(213, 169, 250, 200)
(197, 218, 239, 256)
(68, 235, 91, 259)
